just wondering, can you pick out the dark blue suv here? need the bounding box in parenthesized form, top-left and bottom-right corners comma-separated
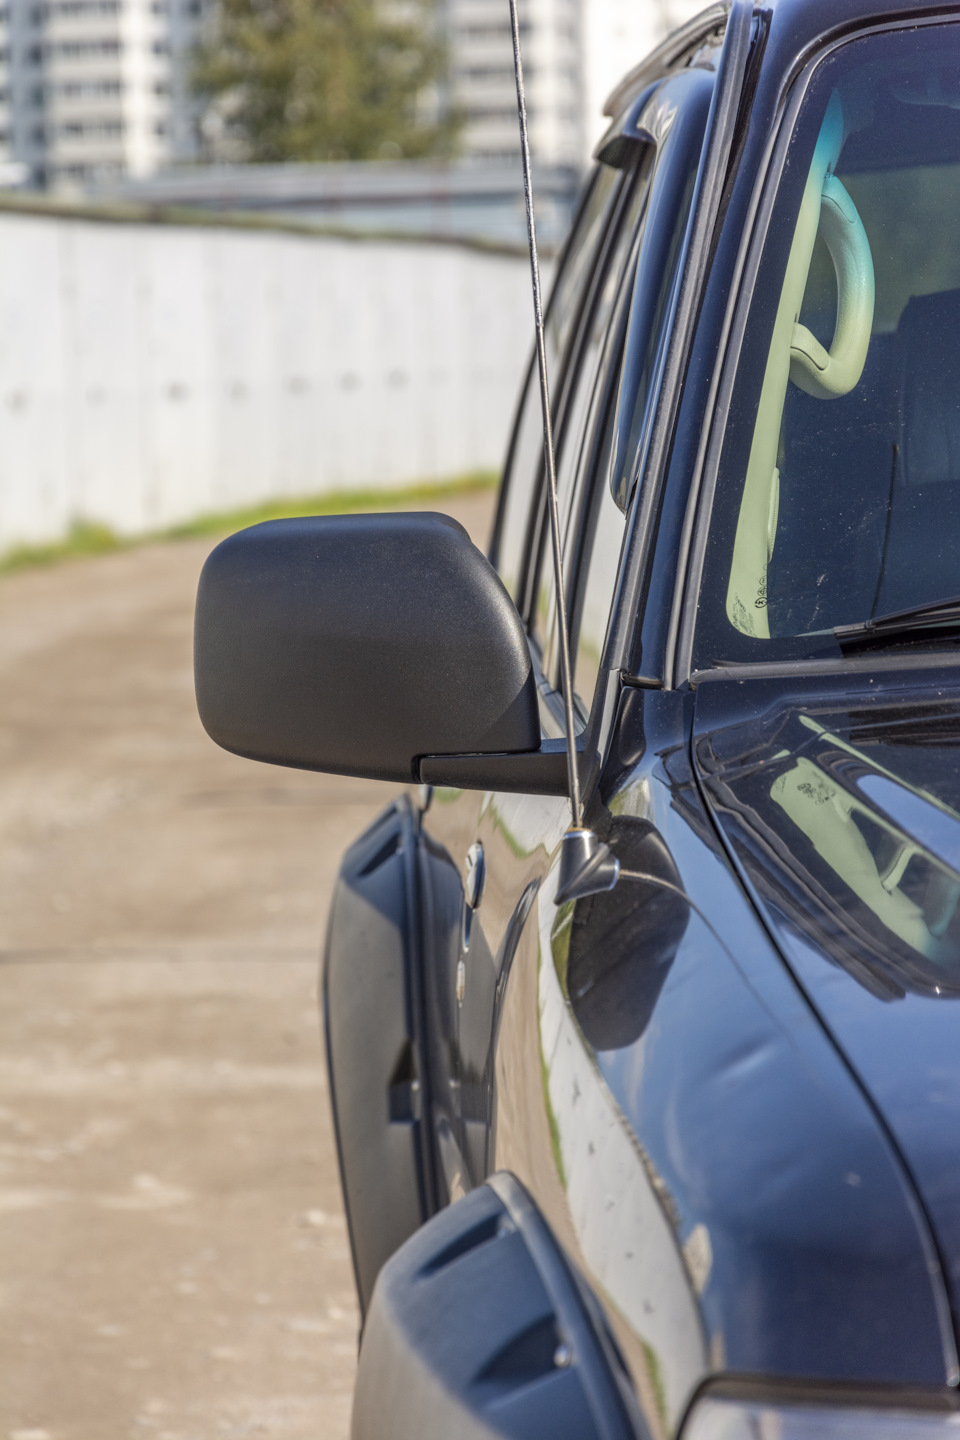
(195, 2, 960, 1435)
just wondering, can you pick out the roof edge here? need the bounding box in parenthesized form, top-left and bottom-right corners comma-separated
(603, 1, 732, 116)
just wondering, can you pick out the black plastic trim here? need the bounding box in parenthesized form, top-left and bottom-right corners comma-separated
(697, 1373, 960, 1410)
(352, 1172, 649, 1440)
(419, 735, 599, 796)
(680, 1371, 960, 1437)
(689, 650, 960, 686)
(322, 797, 437, 1317)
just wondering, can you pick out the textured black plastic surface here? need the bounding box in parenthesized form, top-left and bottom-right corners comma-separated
(194, 512, 540, 783)
(352, 1173, 647, 1440)
(419, 736, 598, 795)
(323, 798, 434, 1317)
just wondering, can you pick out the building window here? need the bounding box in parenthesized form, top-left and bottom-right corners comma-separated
(461, 20, 528, 38)
(50, 39, 122, 58)
(457, 67, 519, 82)
(57, 118, 123, 137)
(55, 79, 122, 97)
(41, 1, 121, 14)
(468, 106, 529, 123)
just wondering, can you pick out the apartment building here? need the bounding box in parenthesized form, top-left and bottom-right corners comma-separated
(447, 0, 709, 165)
(447, 0, 583, 166)
(0, 0, 203, 189)
(0, 0, 705, 189)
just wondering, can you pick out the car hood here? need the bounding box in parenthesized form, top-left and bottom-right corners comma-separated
(692, 666, 960, 1336)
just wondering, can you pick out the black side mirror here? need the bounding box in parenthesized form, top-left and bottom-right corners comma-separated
(194, 512, 541, 785)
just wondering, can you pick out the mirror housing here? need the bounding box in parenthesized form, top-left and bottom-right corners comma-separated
(194, 512, 541, 784)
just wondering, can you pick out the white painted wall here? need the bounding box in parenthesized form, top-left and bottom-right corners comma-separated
(0, 214, 534, 550)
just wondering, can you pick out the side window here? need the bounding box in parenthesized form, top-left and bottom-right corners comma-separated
(530, 161, 653, 659)
(492, 165, 623, 604)
(573, 479, 630, 710)
(561, 72, 712, 713)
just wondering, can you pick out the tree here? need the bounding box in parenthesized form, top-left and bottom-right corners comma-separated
(193, 0, 460, 163)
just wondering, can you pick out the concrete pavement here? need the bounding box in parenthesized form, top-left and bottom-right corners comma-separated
(0, 490, 495, 1440)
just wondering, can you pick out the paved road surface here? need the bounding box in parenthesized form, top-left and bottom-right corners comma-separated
(0, 490, 495, 1440)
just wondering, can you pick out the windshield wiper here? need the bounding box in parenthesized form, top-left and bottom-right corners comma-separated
(835, 594, 960, 647)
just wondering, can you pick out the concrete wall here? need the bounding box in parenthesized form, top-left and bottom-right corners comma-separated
(0, 213, 534, 549)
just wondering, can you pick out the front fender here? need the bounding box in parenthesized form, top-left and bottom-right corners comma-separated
(353, 1172, 648, 1440)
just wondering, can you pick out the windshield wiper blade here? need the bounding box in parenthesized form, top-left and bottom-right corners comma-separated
(835, 594, 960, 646)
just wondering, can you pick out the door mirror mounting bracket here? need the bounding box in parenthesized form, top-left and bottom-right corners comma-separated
(419, 735, 599, 797)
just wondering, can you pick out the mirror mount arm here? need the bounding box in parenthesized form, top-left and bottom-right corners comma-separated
(418, 737, 599, 798)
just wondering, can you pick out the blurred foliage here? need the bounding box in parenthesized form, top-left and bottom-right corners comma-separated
(192, 0, 461, 162)
(0, 473, 497, 577)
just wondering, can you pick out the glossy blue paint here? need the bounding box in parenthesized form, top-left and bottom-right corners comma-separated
(601, 688, 955, 1385)
(693, 670, 960, 1364)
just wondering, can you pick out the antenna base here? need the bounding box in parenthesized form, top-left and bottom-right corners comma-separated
(555, 828, 620, 905)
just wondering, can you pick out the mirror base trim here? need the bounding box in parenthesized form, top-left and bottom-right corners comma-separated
(419, 738, 597, 795)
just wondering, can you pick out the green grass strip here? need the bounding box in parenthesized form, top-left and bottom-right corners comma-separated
(0, 470, 498, 577)
(0, 520, 125, 576)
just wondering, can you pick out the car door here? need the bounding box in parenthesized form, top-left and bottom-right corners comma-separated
(420, 57, 717, 1202)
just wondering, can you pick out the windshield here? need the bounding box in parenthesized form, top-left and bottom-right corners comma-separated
(694, 22, 960, 667)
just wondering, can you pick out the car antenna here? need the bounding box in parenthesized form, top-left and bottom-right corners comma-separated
(508, 0, 619, 905)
